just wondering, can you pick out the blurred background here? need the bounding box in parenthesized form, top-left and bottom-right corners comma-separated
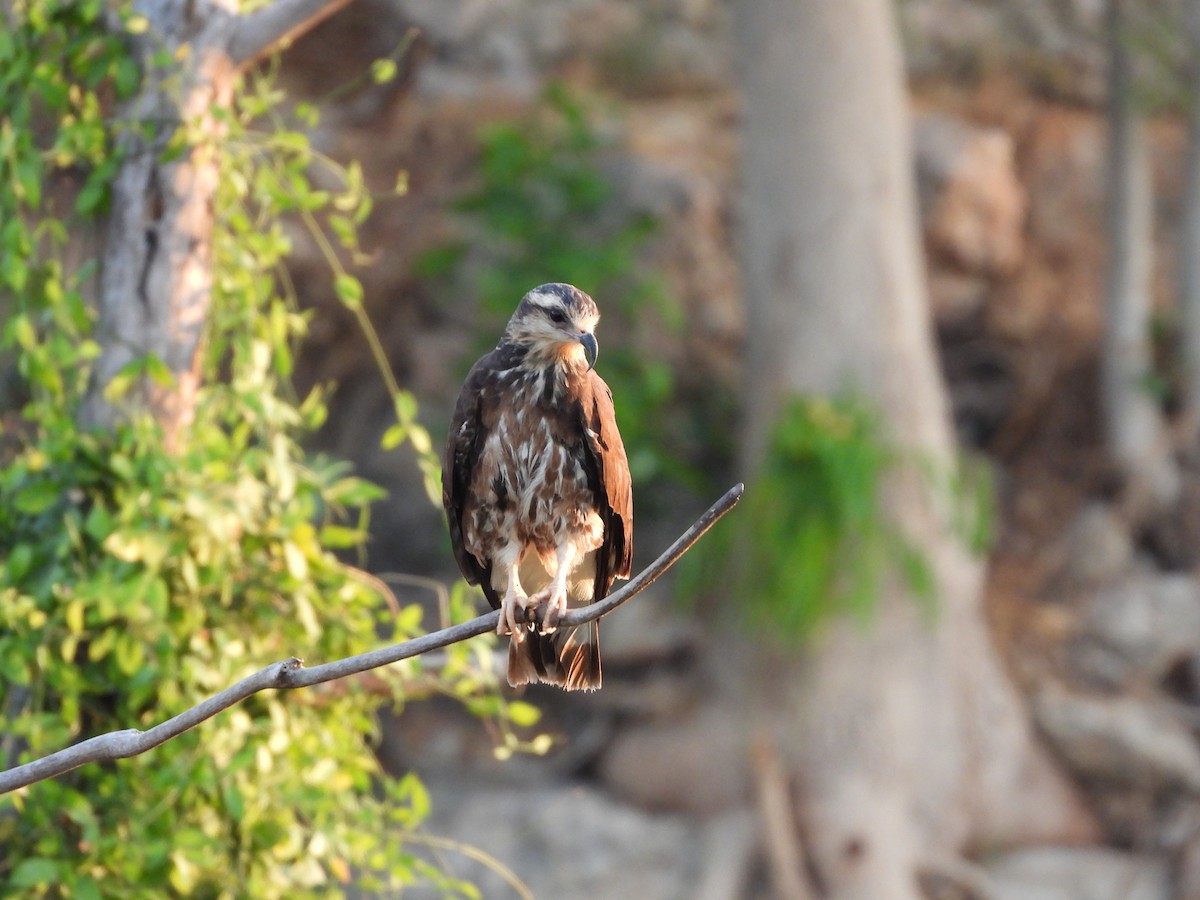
(267, 0, 1200, 896)
(12, 0, 1200, 897)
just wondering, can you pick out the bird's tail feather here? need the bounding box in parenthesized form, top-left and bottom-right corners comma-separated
(507, 620, 601, 691)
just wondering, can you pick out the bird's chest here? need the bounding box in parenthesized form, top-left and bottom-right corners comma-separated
(468, 387, 593, 552)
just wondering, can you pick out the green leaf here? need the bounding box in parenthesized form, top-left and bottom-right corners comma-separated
(330, 214, 357, 249)
(381, 423, 406, 450)
(408, 424, 432, 455)
(506, 700, 541, 728)
(333, 274, 363, 309)
(14, 480, 59, 515)
(294, 101, 319, 127)
(66, 598, 85, 634)
(102, 370, 136, 403)
(60, 633, 79, 662)
(169, 852, 198, 895)
(370, 59, 397, 84)
(143, 354, 174, 386)
(318, 525, 365, 548)
(10, 858, 60, 887)
(74, 175, 108, 216)
(283, 540, 308, 581)
(16, 156, 41, 207)
(393, 391, 417, 423)
(114, 632, 144, 676)
(6, 314, 37, 350)
(6, 543, 34, 583)
(394, 603, 422, 635)
(114, 56, 139, 97)
(326, 476, 386, 506)
(103, 530, 170, 568)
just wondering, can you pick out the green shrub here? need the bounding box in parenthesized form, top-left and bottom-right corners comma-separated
(683, 394, 993, 637)
(0, 4, 510, 895)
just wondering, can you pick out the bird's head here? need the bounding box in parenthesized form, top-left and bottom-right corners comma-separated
(504, 283, 600, 371)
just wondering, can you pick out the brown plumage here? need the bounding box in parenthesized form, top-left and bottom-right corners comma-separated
(442, 283, 633, 690)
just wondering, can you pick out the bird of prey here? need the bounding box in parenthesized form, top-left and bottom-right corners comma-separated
(442, 283, 633, 691)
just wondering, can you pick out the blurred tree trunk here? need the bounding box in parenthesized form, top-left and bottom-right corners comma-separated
(1102, 0, 1176, 503)
(1180, 0, 1200, 433)
(78, 0, 353, 443)
(734, 1, 1093, 896)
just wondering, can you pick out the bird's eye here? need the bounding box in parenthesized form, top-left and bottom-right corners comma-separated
(547, 308, 568, 325)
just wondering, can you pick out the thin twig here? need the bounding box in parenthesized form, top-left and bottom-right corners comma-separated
(228, 0, 360, 69)
(401, 832, 534, 900)
(752, 735, 816, 900)
(0, 484, 743, 795)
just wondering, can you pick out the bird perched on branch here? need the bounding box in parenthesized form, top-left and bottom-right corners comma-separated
(442, 283, 633, 691)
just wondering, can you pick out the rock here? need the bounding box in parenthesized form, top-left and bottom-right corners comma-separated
(930, 270, 991, 323)
(991, 107, 1105, 343)
(602, 20, 730, 97)
(1179, 817, 1200, 900)
(939, 326, 1016, 446)
(397, 0, 544, 101)
(1033, 685, 1200, 792)
(1142, 468, 1200, 571)
(598, 700, 750, 814)
(1060, 503, 1134, 589)
(1080, 566, 1200, 683)
(915, 113, 1027, 277)
(691, 811, 758, 900)
(984, 846, 1169, 900)
(900, 0, 1106, 100)
(405, 777, 717, 900)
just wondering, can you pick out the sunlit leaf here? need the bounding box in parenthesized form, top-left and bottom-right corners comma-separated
(9, 858, 60, 888)
(506, 701, 541, 728)
(370, 58, 397, 84)
(333, 274, 363, 309)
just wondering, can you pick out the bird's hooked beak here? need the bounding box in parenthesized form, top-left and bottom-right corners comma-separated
(578, 332, 598, 371)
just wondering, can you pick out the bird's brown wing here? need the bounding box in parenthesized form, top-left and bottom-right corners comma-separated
(442, 356, 498, 605)
(578, 370, 634, 598)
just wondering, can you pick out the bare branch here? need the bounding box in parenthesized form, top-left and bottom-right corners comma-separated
(228, 0, 360, 69)
(0, 484, 743, 795)
(752, 735, 816, 900)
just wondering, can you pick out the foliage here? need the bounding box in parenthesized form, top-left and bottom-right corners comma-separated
(683, 396, 987, 638)
(418, 83, 697, 486)
(742, 396, 929, 635)
(0, 3, 524, 896)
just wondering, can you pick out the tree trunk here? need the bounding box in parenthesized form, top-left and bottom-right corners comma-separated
(79, 0, 354, 442)
(733, 1, 1094, 895)
(1179, 0, 1200, 432)
(79, 2, 234, 442)
(1103, 0, 1176, 503)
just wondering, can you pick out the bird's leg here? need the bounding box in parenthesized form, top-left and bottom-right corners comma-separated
(496, 544, 532, 636)
(531, 541, 578, 633)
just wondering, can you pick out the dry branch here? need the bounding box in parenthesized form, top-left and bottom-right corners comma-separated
(228, 0, 361, 69)
(752, 735, 816, 900)
(0, 483, 743, 795)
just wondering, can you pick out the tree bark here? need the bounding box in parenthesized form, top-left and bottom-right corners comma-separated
(733, 1, 1094, 895)
(1179, 0, 1200, 432)
(1102, 0, 1176, 503)
(79, 0, 355, 443)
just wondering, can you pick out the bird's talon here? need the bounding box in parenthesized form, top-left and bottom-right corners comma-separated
(498, 591, 531, 636)
(539, 591, 568, 635)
